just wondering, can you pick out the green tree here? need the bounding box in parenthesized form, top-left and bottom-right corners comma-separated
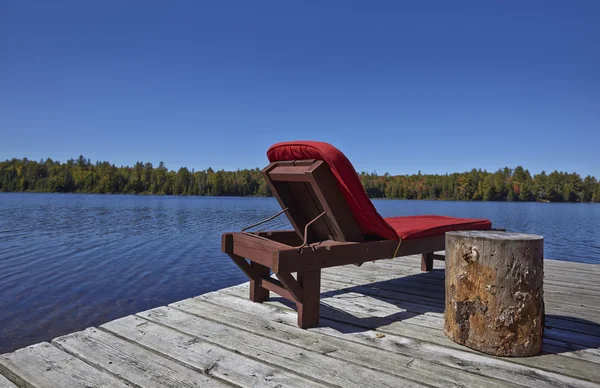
(1, 156, 599, 203)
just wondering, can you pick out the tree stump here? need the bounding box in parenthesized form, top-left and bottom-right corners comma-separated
(444, 231, 544, 357)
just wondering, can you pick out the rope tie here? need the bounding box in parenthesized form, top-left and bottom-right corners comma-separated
(392, 238, 402, 258)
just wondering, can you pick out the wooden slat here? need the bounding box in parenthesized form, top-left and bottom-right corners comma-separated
(307, 161, 363, 242)
(236, 280, 600, 365)
(197, 290, 598, 388)
(287, 180, 334, 242)
(258, 277, 295, 301)
(263, 159, 363, 244)
(318, 275, 600, 340)
(276, 236, 445, 272)
(316, 277, 600, 354)
(177, 295, 521, 387)
(318, 263, 600, 321)
(308, 290, 600, 383)
(255, 230, 302, 246)
(101, 315, 323, 388)
(544, 259, 600, 272)
(275, 272, 303, 302)
(228, 254, 254, 279)
(52, 327, 226, 388)
(138, 306, 427, 388)
(220, 285, 600, 386)
(267, 165, 314, 182)
(0, 374, 17, 388)
(0, 343, 128, 388)
(262, 166, 312, 241)
(229, 232, 289, 267)
(318, 265, 600, 324)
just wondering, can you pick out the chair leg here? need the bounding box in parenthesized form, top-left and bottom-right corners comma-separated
(249, 262, 270, 302)
(296, 270, 321, 329)
(421, 252, 434, 272)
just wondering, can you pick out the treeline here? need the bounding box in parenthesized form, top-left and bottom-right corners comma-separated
(0, 156, 269, 197)
(1, 156, 599, 202)
(360, 167, 600, 203)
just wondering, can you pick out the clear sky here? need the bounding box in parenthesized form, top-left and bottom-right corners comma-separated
(1, 1, 599, 177)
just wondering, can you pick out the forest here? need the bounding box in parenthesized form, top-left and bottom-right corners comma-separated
(1, 156, 599, 202)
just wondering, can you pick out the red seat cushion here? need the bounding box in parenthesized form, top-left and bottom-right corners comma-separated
(267, 141, 492, 240)
(385, 215, 492, 240)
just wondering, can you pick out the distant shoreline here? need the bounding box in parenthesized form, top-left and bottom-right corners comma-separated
(2, 190, 599, 204)
(2, 156, 599, 203)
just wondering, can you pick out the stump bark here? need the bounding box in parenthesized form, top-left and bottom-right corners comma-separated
(444, 231, 544, 357)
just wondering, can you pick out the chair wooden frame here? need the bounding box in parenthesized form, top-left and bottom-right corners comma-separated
(222, 159, 448, 328)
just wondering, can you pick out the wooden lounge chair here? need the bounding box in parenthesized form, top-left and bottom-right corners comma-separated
(222, 141, 493, 328)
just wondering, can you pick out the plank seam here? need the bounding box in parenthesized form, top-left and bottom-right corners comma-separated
(50, 339, 147, 388)
(96, 323, 252, 388)
(0, 362, 28, 388)
(178, 294, 532, 388)
(217, 285, 600, 384)
(191, 297, 529, 388)
(132, 310, 343, 388)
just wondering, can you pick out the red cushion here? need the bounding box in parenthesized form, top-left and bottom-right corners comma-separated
(266, 141, 492, 240)
(385, 215, 492, 240)
(267, 141, 399, 240)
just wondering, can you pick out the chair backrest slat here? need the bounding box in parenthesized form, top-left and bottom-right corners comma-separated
(262, 160, 364, 243)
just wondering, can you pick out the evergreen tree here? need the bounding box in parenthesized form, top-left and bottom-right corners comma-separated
(1, 156, 599, 202)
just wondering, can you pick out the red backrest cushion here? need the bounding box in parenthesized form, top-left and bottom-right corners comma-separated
(266, 141, 399, 241)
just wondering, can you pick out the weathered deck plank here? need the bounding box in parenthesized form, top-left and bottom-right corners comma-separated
(221, 282, 600, 385)
(52, 327, 226, 388)
(320, 265, 600, 321)
(101, 315, 325, 388)
(171, 295, 518, 388)
(199, 290, 599, 388)
(0, 374, 16, 388)
(1, 255, 599, 388)
(0, 342, 128, 388)
(137, 306, 426, 388)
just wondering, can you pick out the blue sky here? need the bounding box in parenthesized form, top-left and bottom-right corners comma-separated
(1, 1, 599, 177)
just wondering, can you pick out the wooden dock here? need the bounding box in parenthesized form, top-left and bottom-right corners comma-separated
(1, 254, 599, 387)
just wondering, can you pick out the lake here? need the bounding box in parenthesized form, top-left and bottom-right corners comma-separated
(1, 193, 599, 354)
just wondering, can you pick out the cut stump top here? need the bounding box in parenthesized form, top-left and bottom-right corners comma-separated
(446, 230, 543, 241)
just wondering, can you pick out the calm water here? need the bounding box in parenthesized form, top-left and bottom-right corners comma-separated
(1, 193, 599, 353)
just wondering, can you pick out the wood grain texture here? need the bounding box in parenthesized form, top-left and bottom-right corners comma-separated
(198, 290, 599, 388)
(229, 232, 289, 267)
(306, 160, 363, 242)
(187, 293, 522, 388)
(221, 283, 600, 387)
(139, 306, 426, 388)
(0, 373, 17, 388)
(219, 257, 600, 385)
(0, 342, 128, 388)
(445, 231, 544, 356)
(101, 315, 323, 388)
(258, 276, 295, 301)
(52, 327, 226, 388)
(276, 235, 445, 272)
(275, 271, 303, 302)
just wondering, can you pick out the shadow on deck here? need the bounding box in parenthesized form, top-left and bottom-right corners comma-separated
(272, 268, 600, 355)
